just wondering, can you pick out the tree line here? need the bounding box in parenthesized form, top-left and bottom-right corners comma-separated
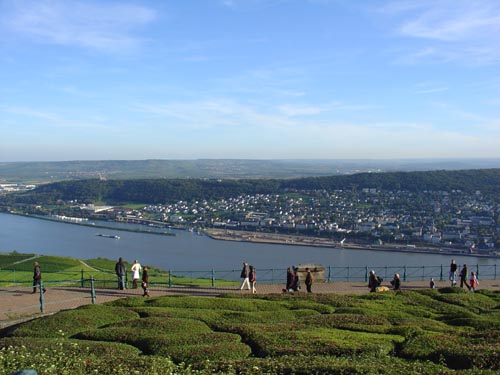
(3, 168, 500, 205)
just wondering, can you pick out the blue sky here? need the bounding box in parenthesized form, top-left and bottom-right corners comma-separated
(1, 0, 499, 161)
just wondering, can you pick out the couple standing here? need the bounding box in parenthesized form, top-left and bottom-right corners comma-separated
(239, 262, 257, 293)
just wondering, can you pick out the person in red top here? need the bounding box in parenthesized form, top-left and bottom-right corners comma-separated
(469, 271, 479, 292)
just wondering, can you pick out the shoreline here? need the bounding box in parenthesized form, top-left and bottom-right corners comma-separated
(205, 229, 500, 259)
(4, 212, 176, 237)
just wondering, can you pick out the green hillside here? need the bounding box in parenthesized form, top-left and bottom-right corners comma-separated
(5, 168, 500, 205)
(1, 289, 499, 374)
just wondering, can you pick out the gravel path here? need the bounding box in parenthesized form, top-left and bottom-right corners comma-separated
(2, 279, 499, 328)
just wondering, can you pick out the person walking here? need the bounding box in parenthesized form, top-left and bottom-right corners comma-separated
(239, 262, 250, 290)
(249, 265, 257, 294)
(32, 261, 46, 294)
(459, 264, 470, 290)
(469, 271, 479, 292)
(131, 259, 142, 289)
(430, 277, 436, 289)
(115, 257, 126, 290)
(305, 267, 313, 293)
(449, 259, 457, 287)
(141, 266, 150, 297)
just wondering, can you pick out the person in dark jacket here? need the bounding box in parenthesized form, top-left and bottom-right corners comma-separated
(291, 266, 301, 292)
(459, 264, 470, 290)
(141, 266, 150, 297)
(449, 259, 457, 287)
(368, 270, 381, 292)
(239, 262, 250, 290)
(249, 265, 257, 294)
(390, 273, 401, 290)
(305, 268, 313, 293)
(32, 261, 46, 294)
(284, 267, 294, 292)
(115, 257, 126, 290)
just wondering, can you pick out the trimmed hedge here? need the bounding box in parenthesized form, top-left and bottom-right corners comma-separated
(5, 304, 139, 338)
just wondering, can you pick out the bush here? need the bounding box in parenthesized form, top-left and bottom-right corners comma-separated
(6, 305, 139, 338)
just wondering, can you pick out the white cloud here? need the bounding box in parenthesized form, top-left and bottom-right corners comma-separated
(3, 0, 156, 52)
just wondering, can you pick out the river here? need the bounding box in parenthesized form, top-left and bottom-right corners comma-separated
(0, 213, 498, 272)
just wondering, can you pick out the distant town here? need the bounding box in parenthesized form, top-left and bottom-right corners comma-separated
(6, 184, 497, 255)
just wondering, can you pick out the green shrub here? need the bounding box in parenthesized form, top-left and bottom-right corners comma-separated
(7, 305, 139, 338)
(112, 295, 288, 312)
(230, 323, 402, 357)
(215, 354, 464, 375)
(302, 313, 392, 333)
(0, 336, 142, 357)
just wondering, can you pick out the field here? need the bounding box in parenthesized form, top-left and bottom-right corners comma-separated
(0, 253, 237, 288)
(1, 287, 499, 374)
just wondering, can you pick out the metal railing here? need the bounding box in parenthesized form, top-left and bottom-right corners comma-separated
(1, 264, 498, 289)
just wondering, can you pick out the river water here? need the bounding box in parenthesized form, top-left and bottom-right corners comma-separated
(0, 213, 498, 274)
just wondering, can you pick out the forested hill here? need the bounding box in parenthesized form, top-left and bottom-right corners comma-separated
(6, 168, 500, 205)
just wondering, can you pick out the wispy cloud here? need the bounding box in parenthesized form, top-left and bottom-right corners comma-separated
(385, 0, 500, 65)
(2, 0, 156, 52)
(413, 82, 449, 94)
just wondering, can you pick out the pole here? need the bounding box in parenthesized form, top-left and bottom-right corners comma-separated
(81, 269, 84, 288)
(403, 265, 407, 282)
(211, 269, 215, 288)
(328, 266, 331, 283)
(39, 281, 44, 313)
(440, 265, 443, 281)
(91, 276, 96, 304)
(168, 270, 172, 288)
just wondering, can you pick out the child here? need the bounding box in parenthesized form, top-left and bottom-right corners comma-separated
(430, 277, 435, 289)
(469, 271, 479, 292)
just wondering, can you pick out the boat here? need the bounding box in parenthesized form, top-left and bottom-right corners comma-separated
(96, 233, 120, 239)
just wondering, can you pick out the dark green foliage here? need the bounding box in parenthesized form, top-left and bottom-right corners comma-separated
(4, 290, 500, 374)
(9, 168, 500, 205)
(0, 336, 142, 357)
(215, 354, 477, 375)
(6, 304, 139, 338)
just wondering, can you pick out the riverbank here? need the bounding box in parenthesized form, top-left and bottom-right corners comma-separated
(205, 229, 500, 258)
(7, 212, 176, 237)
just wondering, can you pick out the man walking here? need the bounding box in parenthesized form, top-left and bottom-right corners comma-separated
(32, 261, 46, 294)
(239, 262, 250, 290)
(115, 257, 126, 290)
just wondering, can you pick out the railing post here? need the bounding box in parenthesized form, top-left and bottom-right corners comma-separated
(328, 266, 331, 283)
(211, 269, 215, 288)
(476, 264, 479, 279)
(81, 269, 84, 288)
(168, 270, 172, 288)
(403, 265, 407, 282)
(365, 266, 368, 283)
(90, 276, 96, 304)
(440, 265, 443, 281)
(39, 281, 44, 313)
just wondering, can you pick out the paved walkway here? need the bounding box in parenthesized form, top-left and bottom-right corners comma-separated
(2, 279, 500, 328)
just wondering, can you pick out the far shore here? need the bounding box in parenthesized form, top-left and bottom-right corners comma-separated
(204, 229, 499, 259)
